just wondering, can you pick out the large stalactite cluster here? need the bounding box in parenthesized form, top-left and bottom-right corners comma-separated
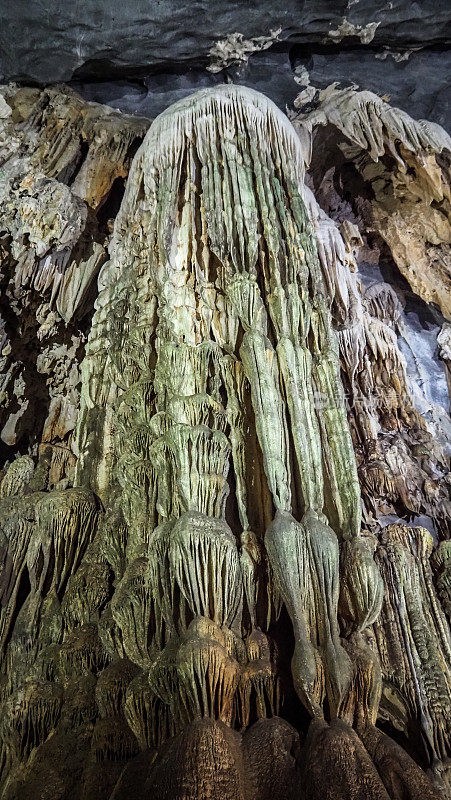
(0, 83, 450, 799)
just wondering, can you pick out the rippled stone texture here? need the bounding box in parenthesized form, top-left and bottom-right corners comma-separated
(0, 85, 449, 800)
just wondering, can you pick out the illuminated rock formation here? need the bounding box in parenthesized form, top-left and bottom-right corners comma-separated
(0, 84, 448, 800)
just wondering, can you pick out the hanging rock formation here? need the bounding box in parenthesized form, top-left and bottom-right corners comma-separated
(0, 82, 449, 800)
(292, 86, 451, 542)
(0, 84, 148, 461)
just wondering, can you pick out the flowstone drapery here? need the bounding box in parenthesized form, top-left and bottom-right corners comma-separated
(0, 85, 449, 800)
(76, 84, 365, 722)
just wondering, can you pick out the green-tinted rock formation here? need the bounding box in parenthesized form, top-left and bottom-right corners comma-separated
(0, 84, 449, 800)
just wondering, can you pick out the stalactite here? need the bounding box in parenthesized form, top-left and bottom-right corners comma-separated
(28, 489, 99, 597)
(431, 541, 451, 620)
(0, 83, 447, 800)
(374, 525, 451, 763)
(73, 84, 445, 797)
(0, 457, 35, 499)
(124, 671, 176, 749)
(0, 680, 63, 760)
(58, 623, 110, 679)
(95, 658, 140, 718)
